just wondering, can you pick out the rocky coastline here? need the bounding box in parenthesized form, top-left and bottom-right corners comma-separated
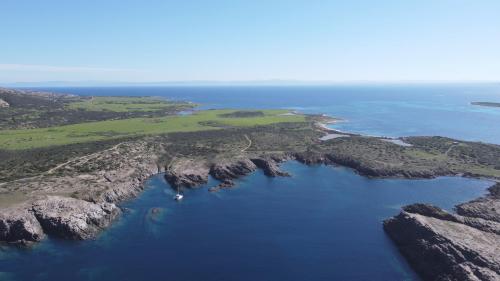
(1, 117, 499, 281)
(384, 183, 500, 281)
(2, 132, 499, 246)
(159, 128, 500, 281)
(0, 140, 164, 245)
(164, 155, 291, 190)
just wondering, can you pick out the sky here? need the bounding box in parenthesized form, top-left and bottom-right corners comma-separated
(1, 0, 500, 84)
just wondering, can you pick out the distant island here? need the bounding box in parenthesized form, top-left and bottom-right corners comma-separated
(0, 88, 499, 281)
(471, 101, 500, 108)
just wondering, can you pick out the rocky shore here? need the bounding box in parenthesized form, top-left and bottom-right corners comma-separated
(2, 132, 499, 247)
(0, 140, 164, 245)
(0, 139, 298, 245)
(1, 115, 499, 281)
(164, 155, 290, 190)
(161, 137, 500, 281)
(384, 183, 500, 281)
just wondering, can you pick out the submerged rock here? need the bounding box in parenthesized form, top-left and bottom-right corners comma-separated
(32, 196, 120, 240)
(148, 207, 164, 222)
(209, 179, 235, 192)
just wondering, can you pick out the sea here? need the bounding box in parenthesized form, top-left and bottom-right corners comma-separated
(1, 84, 500, 281)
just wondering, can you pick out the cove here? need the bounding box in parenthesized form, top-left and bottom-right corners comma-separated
(0, 162, 492, 281)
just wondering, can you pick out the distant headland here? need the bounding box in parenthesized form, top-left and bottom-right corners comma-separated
(472, 101, 500, 108)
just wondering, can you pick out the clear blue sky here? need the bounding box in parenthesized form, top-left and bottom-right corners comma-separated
(1, 0, 499, 83)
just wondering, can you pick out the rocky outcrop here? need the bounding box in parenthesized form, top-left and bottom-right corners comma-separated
(384, 190, 500, 281)
(250, 157, 290, 177)
(402, 203, 500, 235)
(0, 205, 44, 244)
(0, 98, 9, 108)
(192, 156, 292, 192)
(294, 151, 332, 165)
(0, 196, 121, 243)
(165, 159, 210, 188)
(32, 196, 120, 240)
(166, 156, 291, 189)
(209, 158, 257, 180)
(207, 158, 257, 192)
(0, 140, 163, 244)
(456, 184, 500, 223)
(96, 160, 162, 204)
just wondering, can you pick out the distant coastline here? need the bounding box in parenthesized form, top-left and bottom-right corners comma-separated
(2, 80, 499, 88)
(471, 101, 500, 108)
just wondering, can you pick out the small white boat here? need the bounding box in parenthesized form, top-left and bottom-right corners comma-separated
(174, 186, 184, 201)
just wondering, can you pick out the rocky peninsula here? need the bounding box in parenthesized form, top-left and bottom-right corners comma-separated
(384, 184, 500, 281)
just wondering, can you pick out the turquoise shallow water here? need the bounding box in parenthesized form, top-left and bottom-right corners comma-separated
(2, 84, 500, 280)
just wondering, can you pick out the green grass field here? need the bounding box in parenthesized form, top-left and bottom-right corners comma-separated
(0, 110, 305, 150)
(66, 96, 190, 112)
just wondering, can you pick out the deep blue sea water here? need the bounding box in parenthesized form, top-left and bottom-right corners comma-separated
(2, 84, 500, 280)
(0, 164, 493, 281)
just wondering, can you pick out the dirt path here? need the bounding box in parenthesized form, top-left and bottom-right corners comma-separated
(46, 142, 123, 174)
(0, 142, 125, 188)
(445, 144, 458, 156)
(241, 134, 252, 152)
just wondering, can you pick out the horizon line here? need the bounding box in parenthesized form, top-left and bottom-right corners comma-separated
(2, 79, 499, 88)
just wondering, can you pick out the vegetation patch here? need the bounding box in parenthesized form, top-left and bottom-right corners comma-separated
(0, 110, 305, 150)
(66, 96, 187, 112)
(0, 89, 196, 129)
(219, 110, 265, 118)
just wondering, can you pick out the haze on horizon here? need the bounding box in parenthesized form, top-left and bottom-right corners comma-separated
(1, 0, 500, 84)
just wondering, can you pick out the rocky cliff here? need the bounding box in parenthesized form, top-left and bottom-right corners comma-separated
(32, 196, 120, 240)
(210, 157, 257, 180)
(0, 204, 44, 245)
(164, 155, 290, 190)
(0, 197, 121, 244)
(0, 140, 163, 244)
(250, 157, 290, 177)
(456, 184, 500, 223)
(165, 158, 210, 187)
(384, 184, 500, 281)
